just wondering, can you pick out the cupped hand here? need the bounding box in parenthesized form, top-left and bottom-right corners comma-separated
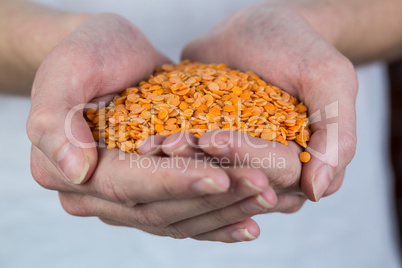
(27, 13, 277, 243)
(27, 13, 169, 185)
(182, 5, 358, 202)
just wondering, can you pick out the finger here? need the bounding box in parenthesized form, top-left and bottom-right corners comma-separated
(299, 58, 357, 201)
(87, 149, 232, 203)
(59, 167, 269, 227)
(137, 135, 167, 156)
(99, 217, 260, 243)
(198, 130, 302, 192)
(27, 96, 98, 185)
(161, 132, 205, 158)
(93, 195, 305, 241)
(33, 144, 231, 203)
(31, 144, 74, 191)
(59, 187, 275, 240)
(27, 13, 169, 185)
(192, 218, 260, 243)
(128, 167, 270, 225)
(163, 189, 276, 239)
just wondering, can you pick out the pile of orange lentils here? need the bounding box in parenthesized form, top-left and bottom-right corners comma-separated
(86, 61, 311, 162)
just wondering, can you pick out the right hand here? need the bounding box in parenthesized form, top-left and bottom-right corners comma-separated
(27, 13, 277, 243)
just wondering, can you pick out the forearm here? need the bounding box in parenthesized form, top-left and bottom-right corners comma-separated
(0, 0, 89, 94)
(269, 0, 402, 64)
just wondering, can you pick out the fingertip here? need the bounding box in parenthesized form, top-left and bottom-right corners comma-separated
(243, 218, 261, 239)
(56, 142, 97, 185)
(197, 130, 232, 155)
(188, 160, 232, 195)
(138, 135, 166, 156)
(161, 132, 200, 157)
(259, 187, 278, 209)
(302, 162, 333, 202)
(228, 168, 268, 198)
(231, 219, 261, 242)
(191, 177, 229, 195)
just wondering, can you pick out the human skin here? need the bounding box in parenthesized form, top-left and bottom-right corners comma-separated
(1, 0, 278, 242)
(181, 5, 358, 206)
(0, 0, 89, 94)
(179, 0, 402, 205)
(26, 11, 283, 242)
(2, 0, 402, 242)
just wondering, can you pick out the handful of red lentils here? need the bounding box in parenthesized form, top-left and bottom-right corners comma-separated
(86, 61, 311, 162)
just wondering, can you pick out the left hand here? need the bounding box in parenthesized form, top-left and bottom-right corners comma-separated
(181, 4, 358, 202)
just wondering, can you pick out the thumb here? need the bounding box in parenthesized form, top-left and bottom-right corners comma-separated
(298, 58, 358, 202)
(27, 80, 98, 184)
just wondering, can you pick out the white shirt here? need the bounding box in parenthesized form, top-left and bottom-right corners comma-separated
(1, 0, 401, 267)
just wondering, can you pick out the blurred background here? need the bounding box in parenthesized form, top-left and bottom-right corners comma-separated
(1, 63, 400, 268)
(1, 0, 402, 267)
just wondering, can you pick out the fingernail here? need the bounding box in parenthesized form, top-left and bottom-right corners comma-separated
(231, 228, 257, 242)
(244, 179, 265, 192)
(164, 143, 188, 155)
(213, 141, 230, 153)
(201, 140, 230, 155)
(56, 143, 89, 184)
(241, 194, 274, 214)
(256, 194, 274, 209)
(143, 145, 163, 156)
(191, 177, 227, 194)
(232, 178, 265, 197)
(312, 165, 333, 202)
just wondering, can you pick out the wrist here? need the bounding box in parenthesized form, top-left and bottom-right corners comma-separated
(293, 6, 342, 47)
(252, 1, 346, 53)
(0, 10, 90, 93)
(11, 12, 91, 71)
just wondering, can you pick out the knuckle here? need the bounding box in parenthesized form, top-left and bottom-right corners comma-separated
(331, 56, 358, 96)
(340, 57, 358, 92)
(26, 108, 52, 145)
